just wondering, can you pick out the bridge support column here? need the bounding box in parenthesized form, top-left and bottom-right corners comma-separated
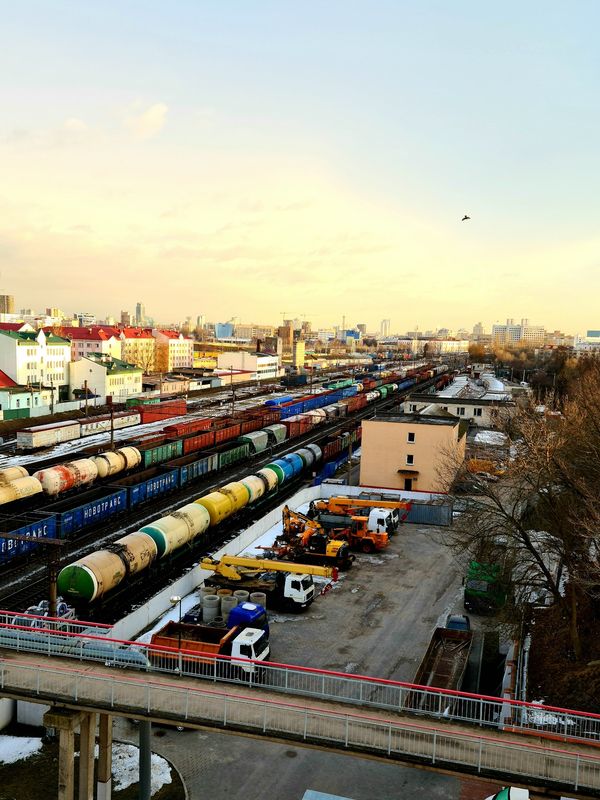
(97, 714, 113, 800)
(78, 711, 96, 800)
(43, 708, 81, 800)
(139, 719, 152, 800)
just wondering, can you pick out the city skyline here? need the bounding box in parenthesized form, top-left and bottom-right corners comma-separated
(2, 2, 599, 329)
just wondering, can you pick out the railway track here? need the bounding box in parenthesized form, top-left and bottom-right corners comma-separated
(0, 381, 433, 616)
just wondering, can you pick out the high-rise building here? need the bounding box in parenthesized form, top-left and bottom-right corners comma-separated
(380, 319, 391, 338)
(472, 322, 484, 337)
(292, 339, 305, 368)
(196, 314, 205, 329)
(76, 312, 96, 326)
(0, 295, 15, 314)
(46, 307, 64, 319)
(357, 323, 367, 337)
(121, 310, 132, 327)
(135, 302, 146, 326)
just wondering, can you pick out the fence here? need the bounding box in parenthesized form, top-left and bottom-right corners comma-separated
(1, 657, 599, 793)
(1, 614, 600, 747)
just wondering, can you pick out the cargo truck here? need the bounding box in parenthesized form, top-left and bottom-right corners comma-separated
(149, 620, 269, 677)
(406, 622, 473, 713)
(271, 506, 355, 570)
(200, 555, 338, 610)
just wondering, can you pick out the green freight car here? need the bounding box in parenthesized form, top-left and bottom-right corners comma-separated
(139, 440, 184, 469)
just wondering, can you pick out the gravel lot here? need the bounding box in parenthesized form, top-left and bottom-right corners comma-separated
(266, 521, 465, 683)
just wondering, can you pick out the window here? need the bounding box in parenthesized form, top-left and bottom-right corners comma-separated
(406, 454, 414, 465)
(407, 432, 415, 443)
(474, 408, 482, 417)
(457, 407, 465, 416)
(409, 403, 418, 412)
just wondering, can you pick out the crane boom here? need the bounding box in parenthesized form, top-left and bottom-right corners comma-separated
(200, 555, 338, 580)
(316, 497, 412, 513)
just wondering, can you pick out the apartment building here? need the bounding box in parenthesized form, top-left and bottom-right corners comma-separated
(153, 330, 194, 372)
(0, 329, 70, 392)
(360, 414, 466, 492)
(69, 353, 142, 400)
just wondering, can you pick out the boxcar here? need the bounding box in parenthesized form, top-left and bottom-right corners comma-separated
(138, 439, 183, 468)
(162, 452, 219, 488)
(206, 442, 251, 471)
(180, 430, 216, 456)
(16, 421, 81, 450)
(80, 412, 141, 437)
(0, 514, 58, 564)
(45, 487, 129, 538)
(109, 467, 180, 510)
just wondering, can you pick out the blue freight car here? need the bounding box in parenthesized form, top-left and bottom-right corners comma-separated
(161, 452, 219, 488)
(109, 467, 181, 510)
(0, 514, 58, 564)
(45, 488, 129, 538)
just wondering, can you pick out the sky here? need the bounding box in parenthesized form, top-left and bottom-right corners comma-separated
(1, 1, 599, 332)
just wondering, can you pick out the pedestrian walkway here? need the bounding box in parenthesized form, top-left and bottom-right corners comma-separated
(1, 650, 599, 794)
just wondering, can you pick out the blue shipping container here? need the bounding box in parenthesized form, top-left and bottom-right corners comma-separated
(0, 515, 57, 564)
(128, 470, 180, 509)
(55, 489, 128, 538)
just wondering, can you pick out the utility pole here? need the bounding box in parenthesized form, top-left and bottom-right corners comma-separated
(230, 366, 235, 417)
(0, 532, 65, 618)
(347, 434, 353, 486)
(108, 396, 115, 450)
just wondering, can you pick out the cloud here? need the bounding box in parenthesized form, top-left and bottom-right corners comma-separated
(63, 118, 88, 133)
(125, 103, 168, 140)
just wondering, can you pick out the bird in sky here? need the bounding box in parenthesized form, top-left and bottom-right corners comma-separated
(462, 214, 471, 222)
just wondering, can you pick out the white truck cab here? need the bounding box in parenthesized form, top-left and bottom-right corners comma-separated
(231, 627, 270, 674)
(282, 573, 315, 607)
(368, 508, 399, 535)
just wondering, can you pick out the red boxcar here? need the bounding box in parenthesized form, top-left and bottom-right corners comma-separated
(283, 417, 314, 440)
(238, 417, 263, 435)
(213, 422, 242, 443)
(181, 430, 216, 455)
(138, 398, 187, 424)
(323, 437, 343, 461)
(163, 418, 211, 438)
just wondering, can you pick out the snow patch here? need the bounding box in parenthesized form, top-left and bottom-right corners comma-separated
(474, 431, 508, 446)
(0, 735, 43, 764)
(76, 743, 172, 795)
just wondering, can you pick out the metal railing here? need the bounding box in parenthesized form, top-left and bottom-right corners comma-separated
(1, 657, 599, 794)
(1, 613, 599, 746)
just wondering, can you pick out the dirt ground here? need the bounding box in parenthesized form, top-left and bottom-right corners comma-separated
(527, 594, 600, 712)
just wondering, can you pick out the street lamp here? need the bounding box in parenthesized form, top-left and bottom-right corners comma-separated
(169, 595, 183, 652)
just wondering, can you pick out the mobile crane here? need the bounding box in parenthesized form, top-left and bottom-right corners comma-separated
(200, 555, 338, 610)
(268, 506, 355, 570)
(311, 496, 412, 537)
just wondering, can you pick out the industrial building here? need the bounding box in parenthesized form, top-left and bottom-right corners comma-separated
(402, 374, 517, 428)
(216, 351, 281, 381)
(359, 414, 466, 492)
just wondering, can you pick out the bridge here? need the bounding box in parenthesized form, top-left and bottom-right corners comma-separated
(1, 612, 599, 799)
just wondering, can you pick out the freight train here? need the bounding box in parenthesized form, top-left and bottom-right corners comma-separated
(56, 443, 325, 604)
(0, 365, 444, 566)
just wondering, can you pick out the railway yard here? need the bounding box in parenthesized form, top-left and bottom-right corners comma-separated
(0, 361, 579, 800)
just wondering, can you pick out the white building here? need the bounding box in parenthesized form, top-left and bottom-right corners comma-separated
(70, 353, 143, 401)
(492, 318, 545, 347)
(217, 351, 282, 381)
(0, 329, 70, 390)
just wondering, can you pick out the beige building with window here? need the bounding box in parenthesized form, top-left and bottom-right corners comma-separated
(359, 414, 466, 493)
